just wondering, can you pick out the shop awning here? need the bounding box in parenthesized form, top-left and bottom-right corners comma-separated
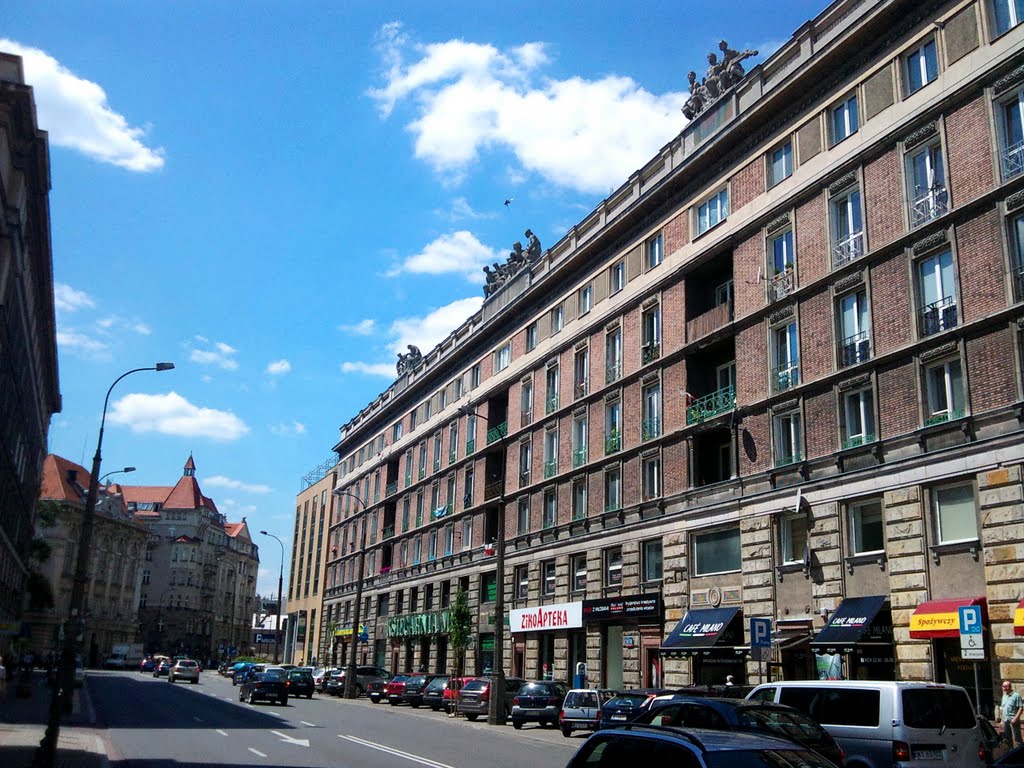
(811, 595, 891, 653)
(660, 607, 744, 657)
(1015, 600, 1024, 637)
(909, 596, 987, 639)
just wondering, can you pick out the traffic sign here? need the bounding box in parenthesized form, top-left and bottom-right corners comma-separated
(958, 605, 984, 660)
(750, 617, 771, 662)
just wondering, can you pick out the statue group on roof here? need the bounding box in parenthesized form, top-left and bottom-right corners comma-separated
(682, 40, 758, 120)
(483, 228, 542, 298)
(396, 344, 422, 376)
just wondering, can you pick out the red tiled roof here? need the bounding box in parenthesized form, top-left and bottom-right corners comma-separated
(224, 522, 243, 537)
(39, 454, 90, 505)
(164, 475, 203, 510)
(184, 454, 196, 471)
(119, 486, 173, 504)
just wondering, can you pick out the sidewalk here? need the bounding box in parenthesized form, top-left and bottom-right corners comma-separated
(0, 671, 109, 768)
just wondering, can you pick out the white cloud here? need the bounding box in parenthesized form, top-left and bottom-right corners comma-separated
(96, 315, 151, 336)
(189, 338, 239, 371)
(53, 283, 95, 313)
(338, 319, 376, 336)
(202, 475, 273, 494)
(436, 196, 498, 222)
(369, 25, 686, 194)
(340, 361, 395, 378)
(56, 329, 109, 359)
(266, 359, 291, 376)
(269, 421, 306, 436)
(388, 230, 501, 279)
(218, 498, 257, 515)
(108, 391, 249, 441)
(390, 296, 482, 354)
(0, 39, 165, 172)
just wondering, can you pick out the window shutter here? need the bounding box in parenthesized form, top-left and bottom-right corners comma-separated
(626, 246, 642, 280)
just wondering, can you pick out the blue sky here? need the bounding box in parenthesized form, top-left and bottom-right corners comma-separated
(5, 0, 826, 598)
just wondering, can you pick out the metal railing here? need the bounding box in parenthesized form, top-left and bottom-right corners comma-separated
(917, 296, 957, 337)
(642, 342, 661, 364)
(520, 409, 532, 428)
(486, 421, 508, 445)
(768, 268, 795, 302)
(572, 448, 588, 467)
(465, 439, 476, 454)
(1002, 139, 1024, 180)
(382, 525, 395, 540)
(925, 408, 965, 426)
(842, 434, 875, 450)
(605, 431, 622, 454)
(385, 481, 398, 497)
(606, 361, 622, 384)
(642, 417, 661, 441)
(910, 186, 948, 228)
(686, 385, 735, 425)
(771, 362, 800, 393)
(448, 449, 457, 464)
(839, 331, 871, 367)
(831, 231, 864, 268)
(484, 479, 503, 500)
(433, 457, 441, 472)
(546, 394, 559, 414)
(575, 381, 588, 399)
(776, 450, 803, 467)
(418, 466, 426, 480)
(543, 459, 558, 478)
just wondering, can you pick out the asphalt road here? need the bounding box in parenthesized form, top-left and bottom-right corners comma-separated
(87, 670, 583, 768)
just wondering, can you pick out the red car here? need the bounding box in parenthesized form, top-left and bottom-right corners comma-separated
(385, 674, 412, 706)
(441, 676, 474, 713)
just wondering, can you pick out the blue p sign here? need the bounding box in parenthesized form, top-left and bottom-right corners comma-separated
(750, 617, 772, 648)
(958, 605, 982, 636)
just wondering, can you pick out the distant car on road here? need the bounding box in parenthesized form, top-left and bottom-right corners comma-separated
(153, 659, 173, 678)
(239, 671, 288, 706)
(286, 669, 315, 698)
(139, 658, 157, 673)
(168, 659, 200, 684)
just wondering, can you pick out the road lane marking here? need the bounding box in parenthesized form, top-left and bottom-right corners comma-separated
(216, 730, 229, 737)
(300, 721, 316, 727)
(271, 730, 310, 747)
(247, 748, 267, 758)
(338, 735, 454, 768)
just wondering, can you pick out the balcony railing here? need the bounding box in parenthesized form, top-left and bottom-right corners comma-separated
(385, 481, 398, 497)
(1002, 139, 1024, 180)
(776, 450, 803, 467)
(433, 457, 441, 472)
(605, 431, 621, 454)
(839, 331, 871, 367)
(418, 466, 426, 480)
(831, 230, 864, 268)
(771, 361, 800, 393)
(575, 381, 588, 399)
(382, 525, 395, 540)
(686, 301, 732, 342)
(520, 409, 532, 428)
(641, 341, 661, 364)
(543, 459, 558, 478)
(466, 439, 476, 454)
(572, 447, 588, 467)
(486, 421, 508, 445)
(917, 296, 957, 337)
(546, 394, 559, 414)
(448, 449, 457, 464)
(767, 268, 795, 302)
(910, 186, 949, 228)
(686, 385, 735, 425)
(606, 361, 622, 384)
(642, 417, 661, 441)
(925, 408, 965, 426)
(484, 479, 504, 500)
(519, 470, 530, 487)
(842, 434, 875, 450)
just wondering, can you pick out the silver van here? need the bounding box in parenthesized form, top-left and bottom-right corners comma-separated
(747, 680, 984, 768)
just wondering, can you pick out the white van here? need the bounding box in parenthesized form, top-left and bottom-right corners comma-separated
(747, 680, 984, 768)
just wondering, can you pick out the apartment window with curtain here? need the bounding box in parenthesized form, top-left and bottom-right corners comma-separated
(646, 232, 664, 270)
(606, 326, 623, 383)
(641, 453, 661, 500)
(692, 527, 741, 575)
(572, 478, 587, 521)
(916, 248, 957, 337)
(574, 346, 589, 398)
(641, 304, 661, 364)
(848, 498, 884, 554)
(933, 482, 977, 544)
(546, 364, 560, 414)
(521, 378, 534, 426)
(773, 408, 803, 466)
(543, 488, 557, 529)
(572, 414, 588, 467)
(903, 36, 938, 96)
(830, 93, 859, 143)
(830, 186, 864, 268)
(768, 141, 793, 187)
(907, 141, 947, 228)
(605, 398, 622, 454)
(842, 385, 876, 449)
(544, 427, 558, 478)
(697, 189, 729, 234)
(641, 381, 661, 441)
(771, 321, 799, 393)
(604, 466, 621, 512)
(924, 357, 965, 425)
(768, 228, 795, 302)
(518, 439, 532, 487)
(838, 288, 871, 367)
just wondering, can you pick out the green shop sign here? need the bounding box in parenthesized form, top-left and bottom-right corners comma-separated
(386, 610, 452, 638)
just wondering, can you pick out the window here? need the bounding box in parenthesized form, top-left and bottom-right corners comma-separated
(413, 536, 422, 564)
(392, 421, 403, 441)
(698, 189, 729, 235)
(768, 229, 795, 302)
(924, 357, 965, 425)
(571, 554, 587, 592)
(917, 248, 957, 336)
(1011, 213, 1024, 301)
(771, 321, 799, 392)
(774, 408, 803, 466)
(604, 466, 621, 512)
(574, 347, 589, 398)
(641, 304, 661, 363)
(409, 408, 417, 431)
(847, 498, 884, 554)
(610, 261, 625, 293)
(830, 93, 859, 143)
(517, 497, 530, 535)
(541, 559, 556, 596)
(830, 187, 864, 267)
(466, 415, 477, 453)
(838, 289, 871, 367)
(605, 399, 622, 454)
(642, 382, 661, 440)
(904, 37, 938, 95)
(418, 443, 427, 479)
(415, 490, 424, 527)
(646, 233, 664, 270)
(907, 142, 947, 227)
(545, 365, 560, 414)
(842, 386, 875, 448)
(543, 488, 557, 529)
(768, 141, 793, 187)
(463, 466, 474, 508)
(606, 326, 623, 383)
(446, 474, 456, 508)
(461, 515, 472, 552)
(572, 414, 588, 467)
(470, 364, 481, 389)
(515, 565, 529, 600)
(551, 304, 565, 334)
(444, 523, 454, 556)
(641, 453, 661, 500)
(424, 399, 433, 420)
(934, 482, 977, 544)
(642, 539, 663, 582)
(579, 284, 594, 314)
(448, 421, 459, 463)
(428, 528, 438, 561)
(999, 87, 1024, 179)
(543, 427, 558, 478)
(481, 572, 497, 603)
(525, 322, 538, 352)
(439, 388, 448, 409)
(519, 439, 532, 487)
(494, 342, 511, 372)
(433, 433, 443, 472)
(572, 478, 587, 521)
(780, 514, 808, 565)
(454, 377, 464, 399)
(605, 547, 623, 587)
(990, 0, 1024, 36)
(520, 379, 533, 428)
(693, 527, 741, 575)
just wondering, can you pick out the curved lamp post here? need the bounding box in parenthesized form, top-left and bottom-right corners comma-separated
(99, 466, 136, 484)
(259, 531, 285, 664)
(36, 362, 174, 768)
(332, 488, 367, 699)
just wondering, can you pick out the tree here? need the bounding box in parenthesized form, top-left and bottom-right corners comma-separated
(26, 501, 59, 612)
(448, 586, 471, 678)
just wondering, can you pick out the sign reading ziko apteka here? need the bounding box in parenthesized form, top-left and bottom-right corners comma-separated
(386, 610, 452, 638)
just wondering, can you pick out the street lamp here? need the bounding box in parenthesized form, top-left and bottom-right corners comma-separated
(37, 362, 174, 768)
(457, 402, 508, 726)
(259, 531, 285, 664)
(99, 466, 136, 484)
(332, 488, 367, 699)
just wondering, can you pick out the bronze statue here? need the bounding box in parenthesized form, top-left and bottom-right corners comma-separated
(525, 229, 542, 262)
(681, 40, 758, 120)
(719, 40, 757, 88)
(395, 344, 423, 375)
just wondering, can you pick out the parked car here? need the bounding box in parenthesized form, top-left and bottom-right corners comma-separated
(310, 667, 328, 689)
(139, 657, 157, 673)
(747, 680, 985, 768)
(152, 659, 173, 678)
(316, 667, 339, 693)
(325, 671, 346, 696)
(996, 744, 1024, 766)
(979, 717, 1012, 765)
(366, 679, 387, 703)
(559, 688, 617, 737)
(286, 668, 315, 698)
(634, 696, 845, 765)
(168, 659, 200, 684)
(386, 674, 412, 706)
(457, 676, 526, 721)
(402, 674, 438, 708)
(239, 670, 288, 706)
(222, 661, 246, 678)
(511, 680, 570, 729)
(441, 676, 474, 714)
(563, 724, 839, 768)
(332, 665, 391, 697)
(600, 689, 675, 724)
(422, 675, 450, 711)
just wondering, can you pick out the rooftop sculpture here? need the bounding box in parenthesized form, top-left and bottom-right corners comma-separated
(483, 228, 542, 298)
(682, 40, 758, 120)
(396, 344, 422, 376)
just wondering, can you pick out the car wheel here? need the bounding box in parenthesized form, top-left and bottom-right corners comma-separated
(249, 691, 256, 704)
(561, 725, 572, 738)
(512, 719, 522, 730)
(465, 714, 478, 722)
(192, 679, 198, 684)
(431, 705, 440, 712)
(239, 690, 245, 702)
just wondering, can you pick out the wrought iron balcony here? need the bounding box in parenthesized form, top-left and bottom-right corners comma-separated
(831, 231, 864, 268)
(839, 331, 871, 367)
(382, 525, 395, 540)
(385, 480, 398, 497)
(418, 466, 426, 480)
(917, 296, 957, 337)
(448, 449, 457, 464)
(1002, 139, 1024, 180)
(641, 341, 661, 364)
(767, 267, 795, 302)
(925, 408, 965, 426)
(642, 417, 661, 441)
(465, 439, 476, 454)
(605, 431, 621, 454)
(572, 447, 588, 467)
(842, 434, 875, 450)
(486, 421, 508, 445)
(606, 361, 622, 384)
(775, 450, 803, 467)
(910, 185, 949, 228)
(771, 362, 800, 393)
(686, 385, 735, 425)
(484, 479, 504, 500)
(543, 459, 558, 479)
(433, 457, 441, 472)
(546, 394, 559, 414)
(687, 301, 732, 342)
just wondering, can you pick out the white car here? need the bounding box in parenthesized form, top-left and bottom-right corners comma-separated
(168, 659, 200, 684)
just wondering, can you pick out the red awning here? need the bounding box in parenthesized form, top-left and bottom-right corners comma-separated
(1014, 599, 1024, 637)
(909, 597, 987, 639)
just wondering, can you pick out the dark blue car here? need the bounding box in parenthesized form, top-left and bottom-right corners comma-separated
(231, 663, 256, 686)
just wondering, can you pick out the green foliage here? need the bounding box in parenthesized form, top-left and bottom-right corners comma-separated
(448, 586, 471, 677)
(35, 500, 60, 529)
(24, 501, 58, 610)
(25, 570, 54, 611)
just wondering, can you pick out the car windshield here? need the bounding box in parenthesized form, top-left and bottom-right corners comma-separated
(520, 683, 557, 695)
(739, 707, 833, 745)
(704, 749, 837, 768)
(426, 678, 449, 692)
(606, 694, 647, 707)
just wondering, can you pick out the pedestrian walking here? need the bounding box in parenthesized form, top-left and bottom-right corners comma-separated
(1001, 680, 1023, 746)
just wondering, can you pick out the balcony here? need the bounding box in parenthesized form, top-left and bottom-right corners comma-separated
(842, 434, 875, 450)
(686, 385, 735, 425)
(484, 479, 504, 500)
(839, 331, 871, 367)
(385, 481, 398, 497)
(572, 447, 588, 467)
(910, 186, 949, 228)
(917, 296, 957, 337)
(767, 268, 795, 302)
(448, 449, 457, 464)
(605, 431, 621, 454)
(925, 408, 965, 426)
(466, 439, 476, 454)
(771, 362, 800, 393)
(486, 421, 508, 445)
(546, 394, 559, 414)
(418, 466, 426, 480)
(606, 361, 622, 384)
(775, 450, 803, 467)
(831, 231, 864, 268)
(1002, 139, 1024, 180)
(382, 525, 395, 540)
(686, 301, 732, 343)
(543, 459, 558, 479)
(641, 341, 661, 364)
(642, 417, 661, 441)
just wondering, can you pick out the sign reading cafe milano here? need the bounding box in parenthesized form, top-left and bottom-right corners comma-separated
(510, 601, 583, 633)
